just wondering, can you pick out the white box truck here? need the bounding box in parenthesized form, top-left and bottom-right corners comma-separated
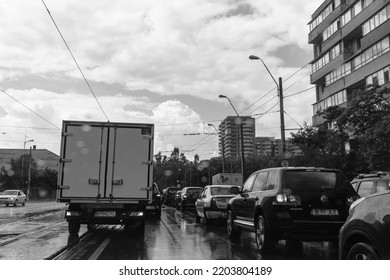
(57, 120, 154, 235)
(211, 173, 243, 186)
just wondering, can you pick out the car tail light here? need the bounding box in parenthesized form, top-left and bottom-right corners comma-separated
(210, 198, 217, 208)
(347, 195, 359, 206)
(273, 194, 301, 206)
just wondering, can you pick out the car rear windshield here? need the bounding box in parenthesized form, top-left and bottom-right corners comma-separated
(2, 190, 17, 195)
(284, 170, 350, 192)
(186, 188, 202, 194)
(211, 187, 235, 195)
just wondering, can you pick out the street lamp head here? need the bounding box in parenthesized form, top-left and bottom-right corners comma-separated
(249, 55, 260, 60)
(218, 94, 227, 99)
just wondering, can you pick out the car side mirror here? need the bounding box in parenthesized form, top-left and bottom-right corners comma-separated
(230, 186, 240, 194)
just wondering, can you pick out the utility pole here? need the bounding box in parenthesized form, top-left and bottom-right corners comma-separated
(278, 77, 286, 157)
(27, 146, 32, 200)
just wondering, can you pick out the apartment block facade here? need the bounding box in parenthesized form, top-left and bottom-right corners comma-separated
(254, 137, 303, 158)
(309, 0, 390, 126)
(218, 116, 256, 159)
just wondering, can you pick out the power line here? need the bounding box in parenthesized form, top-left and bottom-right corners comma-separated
(0, 88, 61, 129)
(41, 0, 110, 122)
(284, 86, 316, 98)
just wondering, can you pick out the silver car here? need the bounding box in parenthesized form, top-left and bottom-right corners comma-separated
(195, 185, 239, 223)
(0, 190, 27, 207)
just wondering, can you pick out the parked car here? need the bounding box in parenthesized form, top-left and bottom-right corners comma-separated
(0, 190, 27, 207)
(339, 191, 390, 259)
(146, 183, 162, 217)
(162, 187, 181, 206)
(176, 186, 202, 211)
(195, 185, 240, 223)
(226, 167, 359, 253)
(350, 172, 390, 197)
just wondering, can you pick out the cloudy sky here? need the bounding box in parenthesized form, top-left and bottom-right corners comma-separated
(0, 0, 323, 160)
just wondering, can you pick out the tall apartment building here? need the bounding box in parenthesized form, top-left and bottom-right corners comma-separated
(218, 116, 256, 159)
(309, 0, 390, 127)
(254, 137, 303, 158)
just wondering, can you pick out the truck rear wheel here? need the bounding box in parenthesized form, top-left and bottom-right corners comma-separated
(68, 222, 80, 235)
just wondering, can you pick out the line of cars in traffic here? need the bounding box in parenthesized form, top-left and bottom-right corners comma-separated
(160, 168, 390, 260)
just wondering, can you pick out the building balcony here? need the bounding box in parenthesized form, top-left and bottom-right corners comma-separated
(311, 53, 345, 84)
(322, 29, 342, 54)
(342, 0, 387, 41)
(309, 4, 344, 45)
(361, 19, 390, 50)
(345, 50, 390, 88)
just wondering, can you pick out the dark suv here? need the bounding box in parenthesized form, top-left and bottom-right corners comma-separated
(350, 172, 390, 197)
(227, 167, 358, 252)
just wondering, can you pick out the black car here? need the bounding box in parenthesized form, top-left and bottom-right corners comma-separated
(162, 187, 181, 206)
(146, 183, 162, 217)
(350, 172, 390, 197)
(339, 191, 390, 259)
(176, 187, 203, 211)
(227, 167, 358, 252)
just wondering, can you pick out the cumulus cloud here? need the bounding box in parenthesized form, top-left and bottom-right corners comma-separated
(0, 0, 323, 159)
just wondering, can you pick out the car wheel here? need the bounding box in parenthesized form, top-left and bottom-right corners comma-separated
(68, 222, 81, 235)
(87, 223, 96, 231)
(255, 215, 274, 253)
(13, 200, 18, 207)
(227, 210, 241, 239)
(347, 242, 379, 260)
(203, 210, 208, 224)
(156, 207, 162, 218)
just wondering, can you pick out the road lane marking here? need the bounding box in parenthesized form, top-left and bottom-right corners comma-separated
(88, 234, 112, 260)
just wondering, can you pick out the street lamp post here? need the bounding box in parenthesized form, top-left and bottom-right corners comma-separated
(249, 55, 286, 156)
(208, 123, 225, 173)
(218, 94, 245, 179)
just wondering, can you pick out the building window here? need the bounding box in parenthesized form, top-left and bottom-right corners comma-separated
(362, 3, 390, 36)
(313, 90, 347, 115)
(310, 3, 333, 31)
(366, 66, 390, 86)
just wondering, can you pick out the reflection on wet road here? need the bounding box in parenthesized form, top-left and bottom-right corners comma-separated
(90, 206, 338, 260)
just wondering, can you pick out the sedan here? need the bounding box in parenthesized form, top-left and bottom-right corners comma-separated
(195, 185, 239, 223)
(0, 189, 27, 207)
(339, 191, 390, 259)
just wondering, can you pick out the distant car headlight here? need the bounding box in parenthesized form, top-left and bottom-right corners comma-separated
(10, 197, 15, 200)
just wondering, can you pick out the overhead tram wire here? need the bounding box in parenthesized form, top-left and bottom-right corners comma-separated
(239, 62, 310, 117)
(0, 88, 60, 130)
(41, 0, 110, 122)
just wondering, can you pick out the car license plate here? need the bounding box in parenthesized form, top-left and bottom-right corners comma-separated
(95, 211, 116, 217)
(310, 209, 338, 216)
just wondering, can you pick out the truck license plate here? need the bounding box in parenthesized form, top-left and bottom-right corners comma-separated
(310, 209, 338, 216)
(95, 211, 116, 217)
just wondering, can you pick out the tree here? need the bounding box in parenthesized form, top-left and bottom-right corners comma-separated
(290, 85, 390, 176)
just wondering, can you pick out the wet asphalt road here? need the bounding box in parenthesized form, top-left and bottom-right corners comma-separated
(0, 202, 338, 260)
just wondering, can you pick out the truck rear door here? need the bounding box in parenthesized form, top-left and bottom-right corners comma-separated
(58, 121, 153, 201)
